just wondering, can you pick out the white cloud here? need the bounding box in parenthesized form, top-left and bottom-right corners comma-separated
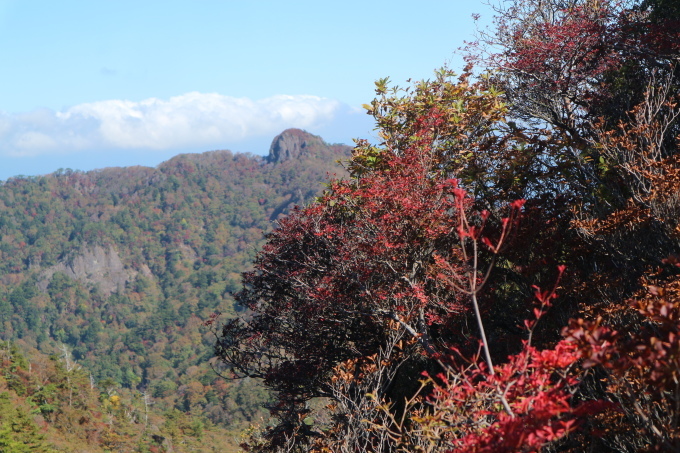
(0, 93, 342, 156)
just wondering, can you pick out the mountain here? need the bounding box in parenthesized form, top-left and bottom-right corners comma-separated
(0, 129, 351, 451)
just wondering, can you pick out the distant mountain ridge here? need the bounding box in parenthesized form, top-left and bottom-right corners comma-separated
(0, 129, 351, 451)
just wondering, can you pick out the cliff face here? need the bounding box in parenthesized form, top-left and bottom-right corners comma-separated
(38, 245, 136, 296)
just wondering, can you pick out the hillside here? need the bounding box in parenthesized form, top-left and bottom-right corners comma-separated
(0, 128, 351, 451)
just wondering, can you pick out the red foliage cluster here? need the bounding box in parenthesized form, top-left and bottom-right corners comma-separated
(422, 340, 590, 453)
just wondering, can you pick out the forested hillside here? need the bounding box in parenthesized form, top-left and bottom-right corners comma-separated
(0, 128, 350, 451)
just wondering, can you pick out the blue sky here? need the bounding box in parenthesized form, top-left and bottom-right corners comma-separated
(0, 0, 492, 180)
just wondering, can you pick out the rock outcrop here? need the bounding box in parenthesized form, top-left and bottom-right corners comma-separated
(38, 245, 134, 296)
(267, 128, 322, 163)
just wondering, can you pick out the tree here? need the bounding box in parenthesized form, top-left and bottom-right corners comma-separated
(215, 1, 680, 451)
(462, 0, 680, 330)
(0, 393, 52, 453)
(215, 72, 580, 451)
(470, 0, 679, 143)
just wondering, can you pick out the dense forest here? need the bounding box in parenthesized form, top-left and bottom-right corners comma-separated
(215, 0, 680, 451)
(0, 128, 351, 451)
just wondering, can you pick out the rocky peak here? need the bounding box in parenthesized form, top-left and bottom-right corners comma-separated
(267, 128, 322, 163)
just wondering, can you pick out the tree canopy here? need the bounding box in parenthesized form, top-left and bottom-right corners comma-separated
(215, 1, 680, 451)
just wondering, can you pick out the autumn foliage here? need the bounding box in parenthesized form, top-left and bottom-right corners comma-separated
(216, 0, 680, 451)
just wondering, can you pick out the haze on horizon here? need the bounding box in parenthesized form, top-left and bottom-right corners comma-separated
(0, 0, 492, 181)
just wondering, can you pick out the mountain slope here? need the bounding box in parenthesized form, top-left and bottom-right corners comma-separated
(0, 129, 351, 449)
